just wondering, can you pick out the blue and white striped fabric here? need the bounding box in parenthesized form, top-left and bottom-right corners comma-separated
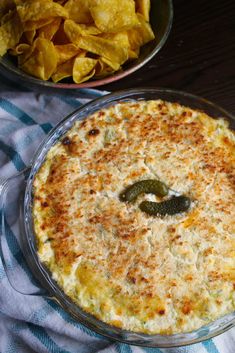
(0, 75, 234, 353)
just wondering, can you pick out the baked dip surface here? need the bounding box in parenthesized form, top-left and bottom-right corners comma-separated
(33, 100, 235, 334)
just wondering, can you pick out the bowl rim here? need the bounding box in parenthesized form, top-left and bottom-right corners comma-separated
(22, 88, 235, 347)
(0, 0, 174, 89)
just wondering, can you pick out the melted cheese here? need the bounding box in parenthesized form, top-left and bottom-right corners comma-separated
(33, 100, 235, 334)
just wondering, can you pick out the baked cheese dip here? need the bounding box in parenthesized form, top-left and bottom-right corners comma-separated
(33, 100, 235, 334)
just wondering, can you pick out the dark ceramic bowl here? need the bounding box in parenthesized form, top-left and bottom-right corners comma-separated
(0, 0, 173, 90)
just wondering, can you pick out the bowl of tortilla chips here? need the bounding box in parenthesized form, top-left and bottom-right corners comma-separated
(0, 0, 173, 89)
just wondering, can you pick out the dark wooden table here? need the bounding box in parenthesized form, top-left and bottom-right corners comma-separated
(102, 0, 235, 115)
(1, 0, 234, 114)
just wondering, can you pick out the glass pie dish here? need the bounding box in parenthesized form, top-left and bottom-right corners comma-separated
(0, 88, 234, 348)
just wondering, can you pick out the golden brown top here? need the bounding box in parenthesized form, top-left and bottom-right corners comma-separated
(33, 100, 235, 334)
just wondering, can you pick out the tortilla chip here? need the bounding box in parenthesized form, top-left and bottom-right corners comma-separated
(72, 57, 97, 83)
(0, 11, 23, 56)
(17, 43, 34, 65)
(101, 31, 129, 47)
(95, 62, 115, 78)
(51, 57, 74, 82)
(55, 43, 81, 65)
(20, 51, 44, 79)
(23, 18, 55, 31)
(127, 13, 154, 50)
(14, 0, 53, 4)
(75, 24, 101, 36)
(64, 19, 80, 45)
(38, 17, 61, 40)
(17, 1, 68, 22)
(75, 67, 96, 84)
(89, 0, 139, 33)
(20, 37, 58, 80)
(128, 47, 139, 59)
(77, 35, 128, 66)
(64, 0, 93, 24)
(135, 0, 151, 22)
(99, 32, 129, 69)
(100, 56, 120, 71)
(64, 20, 101, 42)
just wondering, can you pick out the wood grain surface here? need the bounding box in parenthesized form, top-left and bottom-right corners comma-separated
(101, 0, 235, 114)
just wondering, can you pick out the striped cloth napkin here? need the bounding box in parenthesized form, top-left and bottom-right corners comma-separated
(0, 74, 234, 353)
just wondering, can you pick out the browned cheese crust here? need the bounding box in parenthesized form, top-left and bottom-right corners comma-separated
(33, 100, 235, 334)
